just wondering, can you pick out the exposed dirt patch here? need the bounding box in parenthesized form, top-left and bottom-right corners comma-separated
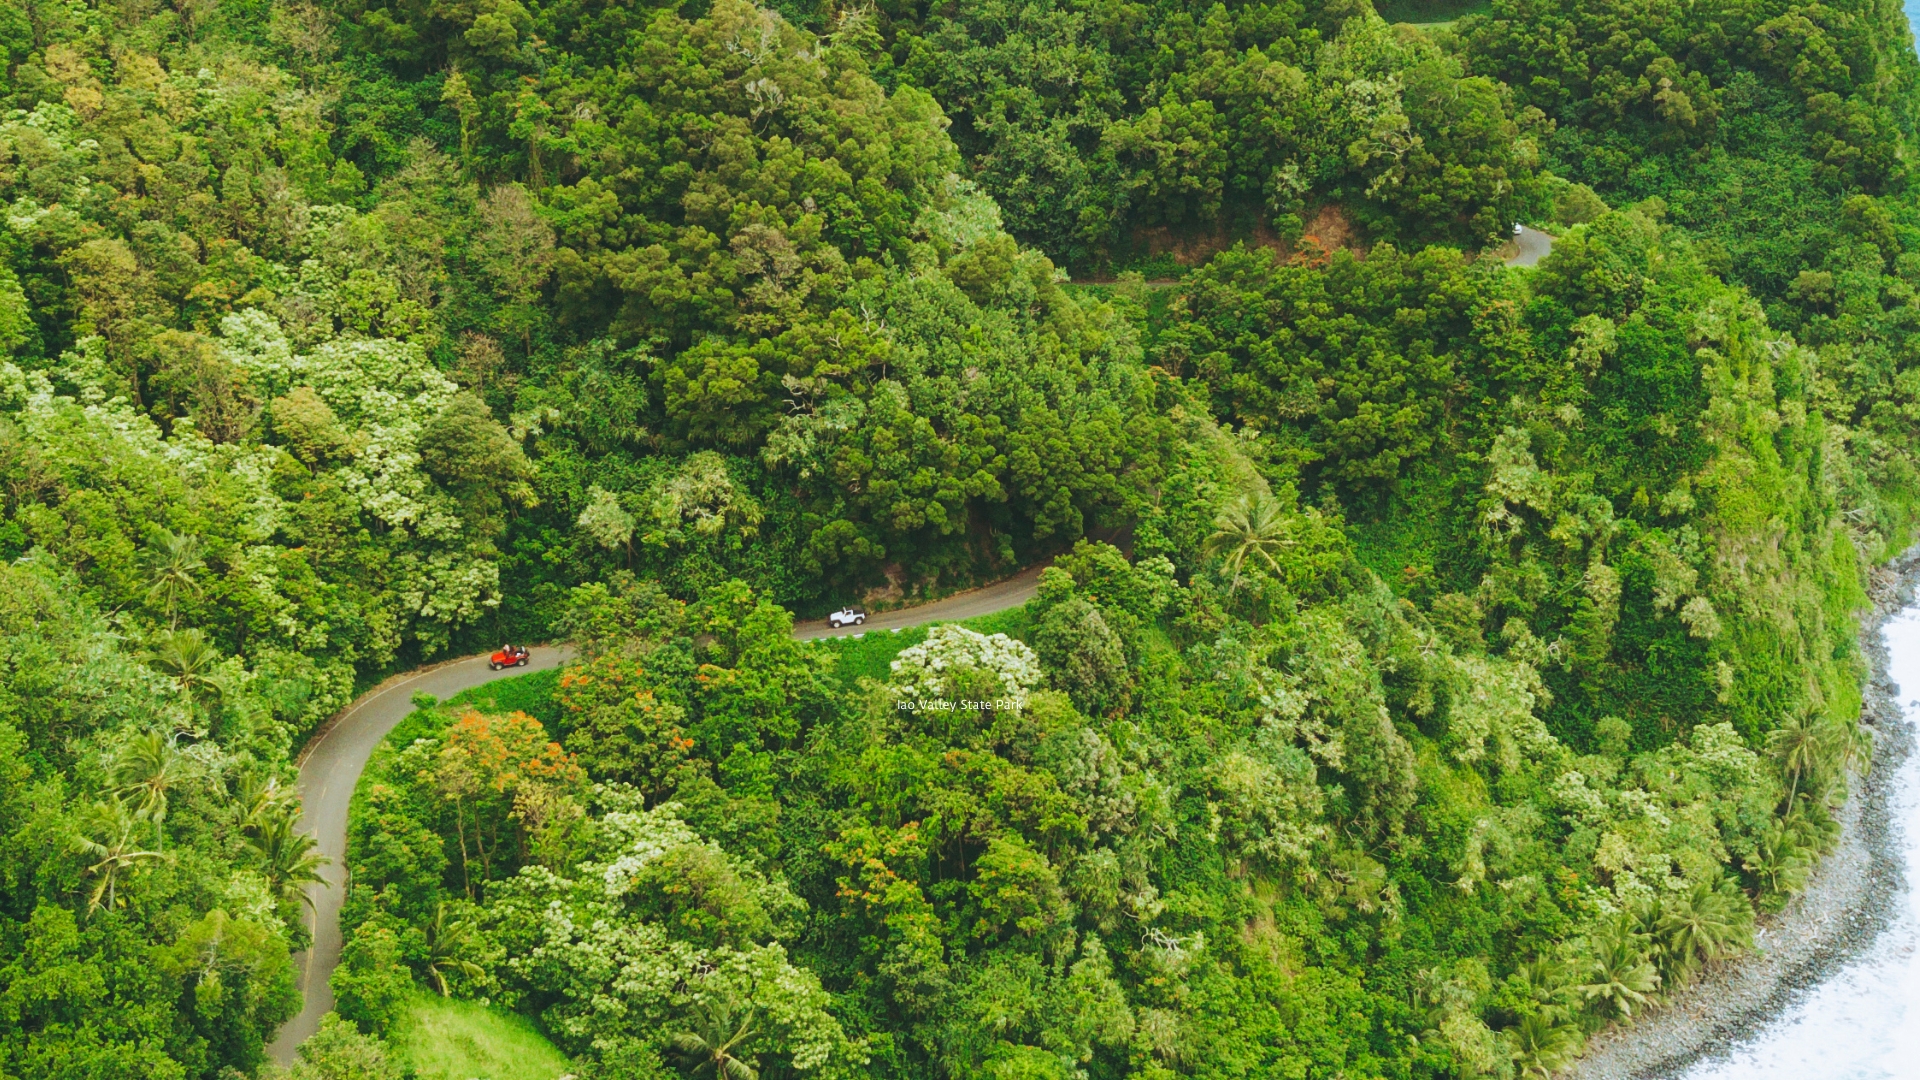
(1083, 204, 1366, 282)
(1130, 219, 1289, 267)
(860, 563, 907, 607)
(1296, 204, 1363, 261)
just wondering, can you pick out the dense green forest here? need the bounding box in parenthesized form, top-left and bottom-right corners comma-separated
(2, 0, 1919, 1076)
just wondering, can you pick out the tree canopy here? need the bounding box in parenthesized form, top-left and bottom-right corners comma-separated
(1, 0, 1917, 1076)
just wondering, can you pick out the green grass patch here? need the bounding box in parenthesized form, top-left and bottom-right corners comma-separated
(815, 604, 1039, 687)
(445, 667, 563, 727)
(821, 623, 933, 685)
(390, 992, 573, 1080)
(958, 603, 1035, 641)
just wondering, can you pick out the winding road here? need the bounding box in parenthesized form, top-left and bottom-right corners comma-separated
(791, 564, 1045, 640)
(268, 570, 1046, 1062)
(266, 646, 573, 1061)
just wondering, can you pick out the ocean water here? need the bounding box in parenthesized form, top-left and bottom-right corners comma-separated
(1680, 609, 1920, 1080)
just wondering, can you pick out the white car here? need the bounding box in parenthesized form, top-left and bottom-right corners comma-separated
(828, 607, 867, 628)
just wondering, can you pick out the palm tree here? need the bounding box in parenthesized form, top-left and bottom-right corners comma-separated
(424, 901, 486, 996)
(1744, 817, 1814, 902)
(670, 998, 760, 1080)
(1203, 492, 1296, 593)
(1831, 716, 1874, 777)
(1768, 711, 1828, 808)
(113, 730, 185, 850)
(1655, 879, 1752, 983)
(72, 795, 169, 911)
(142, 529, 205, 628)
(244, 813, 328, 912)
(148, 628, 222, 701)
(1571, 917, 1661, 1019)
(1507, 1013, 1582, 1079)
(1515, 955, 1573, 1009)
(234, 772, 299, 829)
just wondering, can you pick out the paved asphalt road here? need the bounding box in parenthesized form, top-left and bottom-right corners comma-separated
(1507, 224, 1555, 267)
(269, 567, 1044, 1062)
(271, 213, 1557, 1058)
(267, 646, 571, 1063)
(791, 564, 1046, 640)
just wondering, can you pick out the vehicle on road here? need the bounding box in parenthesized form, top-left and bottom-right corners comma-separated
(489, 644, 530, 670)
(827, 607, 867, 628)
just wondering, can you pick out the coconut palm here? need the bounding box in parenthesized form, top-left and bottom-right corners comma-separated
(234, 772, 299, 829)
(1768, 711, 1829, 808)
(244, 813, 328, 912)
(72, 795, 169, 911)
(1654, 879, 1752, 982)
(1571, 917, 1661, 1019)
(1831, 716, 1874, 777)
(1744, 816, 1814, 902)
(1514, 955, 1573, 1009)
(670, 998, 760, 1080)
(1507, 1013, 1582, 1079)
(113, 730, 186, 849)
(1203, 492, 1295, 593)
(148, 628, 223, 701)
(424, 901, 486, 996)
(142, 529, 205, 628)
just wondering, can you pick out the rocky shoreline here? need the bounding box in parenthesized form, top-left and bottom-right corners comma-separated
(1566, 552, 1920, 1079)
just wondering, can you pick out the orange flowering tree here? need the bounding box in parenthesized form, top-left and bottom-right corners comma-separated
(432, 710, 585, 891)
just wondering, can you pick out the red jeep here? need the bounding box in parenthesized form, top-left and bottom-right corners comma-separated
(489, 645, 530, 671)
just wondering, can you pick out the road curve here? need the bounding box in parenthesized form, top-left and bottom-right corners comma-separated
(1506, 224, 1555, 267)
(267, 646, 572, 1063)
(269, 568, 1044, 1061)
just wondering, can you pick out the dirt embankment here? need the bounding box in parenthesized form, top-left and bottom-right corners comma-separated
(1072, 204, 1363, 284)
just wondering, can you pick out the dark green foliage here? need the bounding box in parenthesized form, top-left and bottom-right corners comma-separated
(875, 0, 1544, 267)
(331, 925, 414, 1036)
(1031, 593, 1133, 715)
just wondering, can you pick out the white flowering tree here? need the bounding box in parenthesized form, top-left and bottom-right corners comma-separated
(491, 800, 864, 1076)
(219, 310, 526, 653)
(889, 624, 1045, 705)
(576, 486, 636, 555)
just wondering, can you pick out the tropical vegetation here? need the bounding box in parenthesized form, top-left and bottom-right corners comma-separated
(2, 0, 1918, 1077)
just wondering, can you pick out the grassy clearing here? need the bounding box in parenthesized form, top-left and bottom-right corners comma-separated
(371, 606, 1042, 741)
(390, 993, 573, 1080)
(821, 623, 933, 684)
(815, 603, 1039, 686)
(445, 666, 563, 727)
